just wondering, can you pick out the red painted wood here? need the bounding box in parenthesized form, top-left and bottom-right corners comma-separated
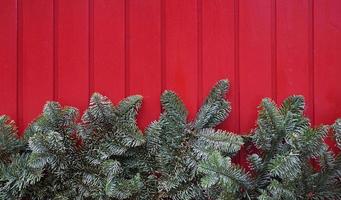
(315, 0, 341, 125)
(56, 0, 89, 111)
(21, 0, 54, 131)
(93, 0, 125, 104)
(202, 0, 237, 131)
(0, 0, 341, 141)
(0, 0, 17, 121)
(164, 0, 198, 120)
(239, 0, 272, 133)
(128, 0, 161, 129)
(315, 0, 341, 153)
(276, 0, 312, 118)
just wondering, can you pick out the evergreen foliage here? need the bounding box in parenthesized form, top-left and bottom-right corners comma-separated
(0, 115, 24, 162)
(198, 96, 341, 200)
(145, 80, 243, 200)
(0, 116, 42, 199)
(78, 93, 147, 199)
(0, 79, 340, 200)
(0, 94, 148, 199)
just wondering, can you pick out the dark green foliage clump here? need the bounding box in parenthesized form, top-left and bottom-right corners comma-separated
(145, 80, 243, 200)
(0, 116, 24, 160)
(0, 116, 42, 199)
(78, 93, 146, 199)
(198, 95, 341, 200)
(0, 94, 148, 200)
(25, 102, 83, 199)
(0, 79, 340, 200)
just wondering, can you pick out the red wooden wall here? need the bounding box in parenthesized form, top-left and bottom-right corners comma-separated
(0, 0, 341, 136)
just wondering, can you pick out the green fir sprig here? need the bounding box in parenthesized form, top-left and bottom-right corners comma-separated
(0, 80, 340, 200)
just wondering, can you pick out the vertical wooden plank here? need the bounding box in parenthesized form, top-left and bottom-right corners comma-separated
(239, 0, 272, 133)
(93, 0, 125, 104)
(202, 0, 237, 131)
(17, 0, 23, 132)
(315, 0, 341, 152)
(314, 0, 341, 125)
(21, 0, 54, 130)
(128, 0, 161, 129)
(165, 0, 198, 119)
(56, 0, 89, 110)
(276, 0, 312, 117)
(0, 0, 17, 121)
